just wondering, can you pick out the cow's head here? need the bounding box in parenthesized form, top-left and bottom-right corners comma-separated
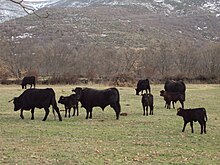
(72, 87, 83, 100)
(12, 97, 22, 111)
(177, 107, 184, 116)
(160, 90, 165, 96)
(58, 96, 65, 104)
(135, 88, 140, 95)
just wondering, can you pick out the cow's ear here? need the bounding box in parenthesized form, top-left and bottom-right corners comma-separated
(8, 98, 15, 103)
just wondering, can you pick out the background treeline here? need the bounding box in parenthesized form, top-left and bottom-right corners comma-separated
(1, 6, 220, 85)
(1, 34, 220, 85)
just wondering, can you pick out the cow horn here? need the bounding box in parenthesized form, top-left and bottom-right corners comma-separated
(8, 98, 14, 102)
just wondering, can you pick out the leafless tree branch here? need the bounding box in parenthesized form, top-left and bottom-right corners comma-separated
(9, 0, 49, 18)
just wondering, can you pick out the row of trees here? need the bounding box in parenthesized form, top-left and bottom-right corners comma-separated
(1, 33, 220, 84)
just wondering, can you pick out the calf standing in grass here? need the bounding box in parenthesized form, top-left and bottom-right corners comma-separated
(160, 90, 185, 109)
(177, 107, 207, 134)
(141, 93, 154, 116)
(58, 94, 79, 118)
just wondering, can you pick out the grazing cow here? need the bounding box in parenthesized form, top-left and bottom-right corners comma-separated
(177, 107, 207, 134)
(72, 87, 121, 120)
(58, 94, 79, 118)
(141, 93, 154, 116)
(21, 76, 36, 89)
(9, 88, 62, 121)
(160, 90, 184, 109)
(135, 79, 151, 95)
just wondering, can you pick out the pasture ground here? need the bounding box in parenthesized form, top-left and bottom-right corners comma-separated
(0, 84, 220, 164)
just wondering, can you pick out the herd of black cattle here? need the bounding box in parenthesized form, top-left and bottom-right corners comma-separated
(8, 76, 207, 134)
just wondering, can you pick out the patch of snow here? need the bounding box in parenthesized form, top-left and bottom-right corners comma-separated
(202, 1, 220, 12)
(154, 0, 164, 3)
(26, 26, 36, 30)
(195, 26, 202, 31)
(16, 33, 33, 39)
(101, 34, 107, 37)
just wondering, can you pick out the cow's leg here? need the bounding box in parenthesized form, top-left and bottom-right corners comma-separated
(20, 109, 24, 119)
(53, 106, 62, 121)
(72, 107, 76, 116)
(146, 106, 148, 116)
(111, 102, 121, 120)
(68, 108, 71, 118)
(76, 106, 79, 116)
(172, 101, 175, 109)
(198, 121, 204, 134)
(182, 122, 187, 132)
(31, 108, 35, 120)
(190, 121, 194, 133)
(85, 108, 90, 119)
(204, 120, 207, 134)
(65, 108, 67, 118)
(142, 105, 145, 116)
(42, 108, 50, 121)
(150, 105, 153, 115)
(167, 101, 171, 109)
(180, 101, 184, 108)
(89, 108, 93, 119)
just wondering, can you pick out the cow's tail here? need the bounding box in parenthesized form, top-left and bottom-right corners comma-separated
(113, 87, 120, 106)
(203, 108, 208, 121)
(114, 88, 121, 119)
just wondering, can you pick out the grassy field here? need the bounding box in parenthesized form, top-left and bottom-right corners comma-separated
(0, 84, 220, 164)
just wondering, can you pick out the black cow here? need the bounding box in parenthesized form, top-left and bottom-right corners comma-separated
(164, 80, 186, 94)
(163, 80, 186, 108)
(141, 93, 154, 116)
(58, 94, 79, 118)
(21, 76, 36, 89)
(9, 88, 62, 121)
(72, 87, 121, 120)
(135, 79, 151, 95)
(177, 107, 207, 134)
(160, 90, 184, 109)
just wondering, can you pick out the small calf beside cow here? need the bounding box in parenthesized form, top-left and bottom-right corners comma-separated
(58, 94, 79, 118)
(160, 90, 185, 109)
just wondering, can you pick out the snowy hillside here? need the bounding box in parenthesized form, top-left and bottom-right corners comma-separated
(0, 0, 220, 23)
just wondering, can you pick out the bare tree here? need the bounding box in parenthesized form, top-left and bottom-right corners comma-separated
(155, 41, 174, 76)
(174, 41, 198, 77)
(200, 43, 220, 76)
(9, 0, 49, 18)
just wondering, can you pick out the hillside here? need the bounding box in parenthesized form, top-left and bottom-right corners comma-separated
(0, 1, 220, 82)
(1, 5, 220, 47)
